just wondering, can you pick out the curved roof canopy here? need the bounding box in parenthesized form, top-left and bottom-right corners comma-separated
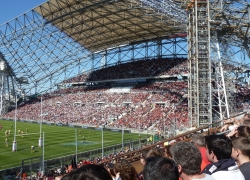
(34, 0, 187, 52)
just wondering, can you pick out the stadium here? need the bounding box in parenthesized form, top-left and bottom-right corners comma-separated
(0, 0, 250, 179)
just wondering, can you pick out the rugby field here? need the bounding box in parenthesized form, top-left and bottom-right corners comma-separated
(0, 120, 148, 170)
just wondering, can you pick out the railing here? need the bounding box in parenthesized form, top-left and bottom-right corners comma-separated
(100, 111, 246, 164)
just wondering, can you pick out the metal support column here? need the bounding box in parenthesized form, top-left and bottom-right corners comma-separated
(188, 0, 212, 127)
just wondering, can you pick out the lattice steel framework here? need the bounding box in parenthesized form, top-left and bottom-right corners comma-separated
(209, 0, 250, 121)
(186, 0, 250, 126)
(0, 53, 20, 114)
(209, 0, 250, 122)
(0, 0, 187, 95)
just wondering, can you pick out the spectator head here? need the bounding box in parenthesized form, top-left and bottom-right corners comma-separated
(145, 147, 163, 159)
(140, 149, 150, 166)
(240, 114, 250, 124)
(231, 136, 250, 163)
(47, 169, 55, 177)
(61, 164, 112, 180)
(164, 145, 172, 158)
(205, 134, 232, 162)
(170, 142, 201, 176)
(243, 114, 250, 120)
(114, 159, 138, 180)
(190, 133, 205, 147)
(237, 126, 250, 137)
(60, 165, 67, 175)
(143, 156, 179, 180)
(105, 163, 116, 178)
(243, 119, 250, 127)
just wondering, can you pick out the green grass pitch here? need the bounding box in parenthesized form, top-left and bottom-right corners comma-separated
(0, 120, 148, 170)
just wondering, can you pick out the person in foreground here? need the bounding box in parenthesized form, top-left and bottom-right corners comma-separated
(202, 134, 245, 180)
(143, 156, 179, 180)
(170, 141, 215, 180)
(61, 164, 112, 180)
(232, 136, 250, 180)
(190, 133, 210, 171)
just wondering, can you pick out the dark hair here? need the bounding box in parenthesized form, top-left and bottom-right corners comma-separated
(47, 169, 55, 177)
(60, 167, 67, 175)
(170, 142, 201, 175)
(62, 164, 112, 180)
(145, 147, 163, 159)
(114, 160, 138, 180)
(143, 156, 178, 180)
(164, 145, 172, 158)
(237, 126, 250, 137)
(105, 163, 115, 177)
(141, 149, 150, 159)
(105, 163, 114, 169)
(243, 119, 250, 127)
(232, 136, 250, 158)
(205, 134, 232, 160)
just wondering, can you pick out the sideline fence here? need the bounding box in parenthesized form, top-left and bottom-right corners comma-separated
(0, 138, 145, 179)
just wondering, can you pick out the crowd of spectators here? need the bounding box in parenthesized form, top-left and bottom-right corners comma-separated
(3, 81, 189, 132)
(235, 82, 250, 112)
(3, 74, 249, 134)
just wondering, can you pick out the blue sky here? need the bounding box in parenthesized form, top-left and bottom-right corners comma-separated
(0, 0, 46, 25)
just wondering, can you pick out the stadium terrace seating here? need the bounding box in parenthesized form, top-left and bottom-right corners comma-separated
(4, 57, 190, 129)
(3, 81, 189, 131)
(3, 56, 248, 133)
(235, 83, 250, 112)
(3, 57, 248, 132)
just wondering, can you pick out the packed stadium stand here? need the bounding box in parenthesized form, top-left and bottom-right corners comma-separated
(3, 58, 189, 133)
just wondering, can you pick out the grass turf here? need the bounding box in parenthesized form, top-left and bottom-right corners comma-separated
(0, 120, 149, 170)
